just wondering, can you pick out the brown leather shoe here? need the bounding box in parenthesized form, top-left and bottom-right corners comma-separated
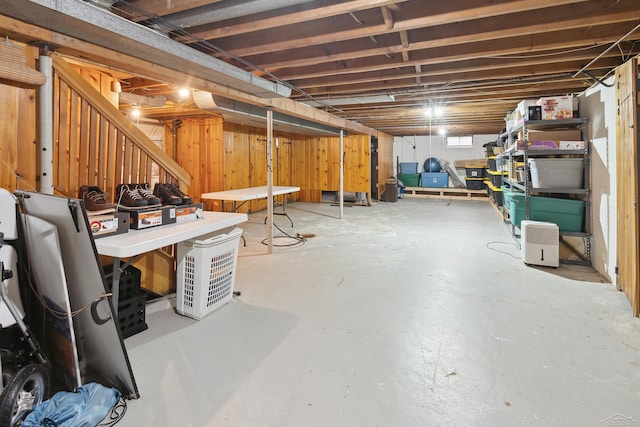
(168, 183, 194, 205)
(135, 183, 162, 207)
(79, 185, 116, 214)
(117, 184, 148, 208)
(153, 183, 182, 205)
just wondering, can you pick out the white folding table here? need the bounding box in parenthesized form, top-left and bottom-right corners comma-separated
(95, 211, 247, 313)
(201, 185, 300, 225)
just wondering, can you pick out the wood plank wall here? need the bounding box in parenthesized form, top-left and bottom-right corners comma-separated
(0, 43, 38, 192)
(616, 57, 640, 316)
(171, 116, 224, 206)
(174, 120, 372, 211)
(291, 134, 371, 203)
(376, 132, 394, 200)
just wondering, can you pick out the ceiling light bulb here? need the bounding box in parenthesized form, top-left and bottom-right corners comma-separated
(131, 107, 140, 118)
(423, 106, 432, 117)
(178, 88, 190, 98)
(438, 127, 446, 135)
(434, 107, 444, 117)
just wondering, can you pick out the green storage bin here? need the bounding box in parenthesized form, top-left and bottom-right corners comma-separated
(398, 173, 420, 187)
(501, 185, 522, 206)
(509, 193, 585, 232)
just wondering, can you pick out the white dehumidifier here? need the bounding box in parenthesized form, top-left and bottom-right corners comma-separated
(521, 220, 559, 267)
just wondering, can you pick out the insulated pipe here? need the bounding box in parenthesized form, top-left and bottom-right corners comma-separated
(267, 110, 274, 254)
(339, 130, 344, 219)
(163, 0, 317, 28)
(38, 54, 53, 195)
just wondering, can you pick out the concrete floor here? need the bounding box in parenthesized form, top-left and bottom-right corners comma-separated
(122, 198, 640, 426)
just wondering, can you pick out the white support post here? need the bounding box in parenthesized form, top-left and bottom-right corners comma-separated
(339, 129, 344, 219)
(267, 110, 274, 253)
(38, 54, 53, 194)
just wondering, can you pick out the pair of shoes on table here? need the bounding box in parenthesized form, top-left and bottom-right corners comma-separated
(79, 186, 115, 215)
(117, 183, 162, 208)
(153, 183, 193, 205)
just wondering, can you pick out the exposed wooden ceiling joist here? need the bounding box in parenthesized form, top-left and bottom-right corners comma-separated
(4, 0, 640, 136)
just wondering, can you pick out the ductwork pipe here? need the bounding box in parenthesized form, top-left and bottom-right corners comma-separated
(163, 0, 317, 28)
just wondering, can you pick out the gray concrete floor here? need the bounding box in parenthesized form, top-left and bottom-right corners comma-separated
(122, 198, 640, 426)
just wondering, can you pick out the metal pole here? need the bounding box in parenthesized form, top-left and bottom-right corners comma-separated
(266, 110, 274, 253)
(573, 21, 640, 78)
(339, 129, 344, 219)
(38, 53, 53, 194)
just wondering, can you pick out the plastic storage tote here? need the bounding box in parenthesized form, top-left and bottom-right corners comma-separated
(464, 177, 484, 190)
(528, 158, 583, 188)
(399, 162, 419, 174)
(509, 193, 584, 232)
(465, 167, 485, 178)
(420, 172, 448, 188)
(398, 173, 420, 187)
(176, 227, 243, 320)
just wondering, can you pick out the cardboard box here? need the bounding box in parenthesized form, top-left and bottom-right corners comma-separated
(90, 212, 129, 238)
(519, 129, 582, 142)
(558, 140, 585, 150)
(124, 206, 176, 229)
(516, 140, 558, 150)
(175, 203, 204, 224)
(536, 95, 573, 120)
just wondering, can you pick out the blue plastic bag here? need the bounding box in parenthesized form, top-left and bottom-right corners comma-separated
(22, 382, 121, 427)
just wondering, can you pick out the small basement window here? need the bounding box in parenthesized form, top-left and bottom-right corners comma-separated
(446, 136, 473, 147)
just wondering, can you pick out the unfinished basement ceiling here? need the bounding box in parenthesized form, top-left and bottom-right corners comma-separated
(2, 1, 640, 136)
(106, 0, 640, 136)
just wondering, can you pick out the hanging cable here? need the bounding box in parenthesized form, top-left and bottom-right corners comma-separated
(573, 21, 640, 78)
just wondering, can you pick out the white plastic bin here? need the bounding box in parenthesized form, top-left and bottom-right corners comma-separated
(528, 158, 583, 188)
(176, 227, 243, 320)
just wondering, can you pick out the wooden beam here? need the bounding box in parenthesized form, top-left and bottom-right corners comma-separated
(273, 23, 636, 80)
(184, 0, 411, 41)
(256, 0, 640, 70)
(290, 48, 618, 89)
(222, 0, 589, 57)
(0, 15, 375, 136)
(381, 6, 394, 30)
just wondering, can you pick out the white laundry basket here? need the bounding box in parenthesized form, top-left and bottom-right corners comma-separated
(176, 227, 243, 320)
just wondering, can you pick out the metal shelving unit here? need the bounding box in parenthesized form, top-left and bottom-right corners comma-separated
(501, 118, 591, 265)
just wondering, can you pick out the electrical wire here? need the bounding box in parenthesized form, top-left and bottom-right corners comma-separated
(0, 153, 38, 192)
(97, 397, 127, 426)
(13, 191, 112, 320)
(486, 240, 521, 259)
(261, 221, 307, 247)
(484, 42, 611, 60)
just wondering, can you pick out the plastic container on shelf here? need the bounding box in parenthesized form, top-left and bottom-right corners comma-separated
(488, 186, 503, 206)
(487, 170, 507, 187)
(501, 185, 521, 207)
(488, 156, 507, 172)
(509, 193, 585, 232)
(528, 158, 583, 188)
(176, 227, 243, 320)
